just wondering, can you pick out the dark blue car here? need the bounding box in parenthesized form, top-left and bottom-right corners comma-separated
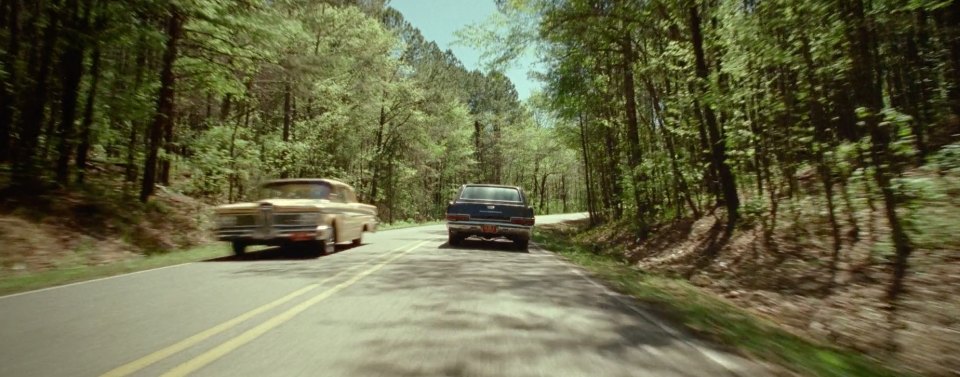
(445, 184, 536, 250)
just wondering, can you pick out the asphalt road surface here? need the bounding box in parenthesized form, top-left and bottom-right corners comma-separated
(0, 213, 774, 377)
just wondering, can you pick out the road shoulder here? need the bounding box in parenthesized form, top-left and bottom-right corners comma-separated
(532, 223, 905, 377)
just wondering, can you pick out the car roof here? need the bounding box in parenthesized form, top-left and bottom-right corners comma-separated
(461, 184, 522, 190)
(265, 178, 353, 189)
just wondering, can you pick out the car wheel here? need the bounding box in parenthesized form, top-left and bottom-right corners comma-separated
(448, 233, 463, 246)
(514, 238, 529, 251)
(323, 226, 337, 254)
(231, 241, 247, 256)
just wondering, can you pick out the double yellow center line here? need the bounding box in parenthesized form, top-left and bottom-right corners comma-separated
(102, 240, 430, 377)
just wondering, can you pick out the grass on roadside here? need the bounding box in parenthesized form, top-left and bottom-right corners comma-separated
(1, 219, 446, 297)
(533, 225, 907, 377)
(0, 243, 232, 296)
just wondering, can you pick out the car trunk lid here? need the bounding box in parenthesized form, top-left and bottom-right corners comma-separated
(448, 201, 531, 222)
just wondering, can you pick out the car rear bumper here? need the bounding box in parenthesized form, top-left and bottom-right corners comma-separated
(447, 221, 532, 239)
(216, 225, 333, 244)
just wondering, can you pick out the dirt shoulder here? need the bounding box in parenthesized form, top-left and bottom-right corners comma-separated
(549, 193, 958, 376)
(0, 184, 216, 292)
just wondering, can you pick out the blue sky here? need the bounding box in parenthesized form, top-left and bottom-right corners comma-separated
(389, 0, 540, 101)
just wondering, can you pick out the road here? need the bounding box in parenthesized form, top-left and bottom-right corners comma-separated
(0, 213, 773, 377)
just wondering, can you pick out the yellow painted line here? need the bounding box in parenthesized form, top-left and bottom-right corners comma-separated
(101, 243, 417, 377)
(161, 240, 431, 377)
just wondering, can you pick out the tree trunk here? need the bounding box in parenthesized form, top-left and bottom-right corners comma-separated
(579, 113, 597, 225)
(220, 94, 232, 121)
(602, 118, 623, 218)
(0, 0, 21, 163)
(75, 36, 101, 184)
(493, 121, 502, 184)
(369, 104, 386, 204)
(693, 98, 720, 204)
(124, 121, 138, 183)
(227, 103, 241, 201)
(646, 79, 700, 218)
(141, 9, 182, 203)
(620, 30, 646, 232)
(159, 98, 174, 185)
(124, 36, 147, 186)
(846, 0, 913, 300)
(689, 5, 739, 227)
(902, 10, 931, 160)
(539, 173, 549, 212)
(282, 81, 291, 142)
(799, 31, 843, 280)
(474, 119, 483, 180)
(561, 174, 568, 213)
(747, 92, 765, 197)
(54, 0, 90, 185)
(14, 0, 61, 182)
(41, 101, 58, 162)
(934, 1, 960, 117)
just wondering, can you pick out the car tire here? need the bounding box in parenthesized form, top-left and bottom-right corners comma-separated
(351, 232, 362, 247)
(514, 238, 529, 251)
(323, 226, 337, 254)
(448, 233, 463, 246)
(231, 241, 247, 256)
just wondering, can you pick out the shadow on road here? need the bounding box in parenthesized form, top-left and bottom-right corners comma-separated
(203, 243, 365, 262)
(439, 237, 527, 253)
(321, 243, 746, 377)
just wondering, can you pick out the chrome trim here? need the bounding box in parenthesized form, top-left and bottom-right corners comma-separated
(447, 220, 533, 238)
(215, 208, 330, 242)
(273, 212, 320, 226)
(217, 224, 331, 242)
(447, 224, 531, 237)
(446, 220, 532, 230)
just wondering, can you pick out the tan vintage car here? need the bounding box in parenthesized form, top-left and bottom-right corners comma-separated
(213, 178, 378, 256)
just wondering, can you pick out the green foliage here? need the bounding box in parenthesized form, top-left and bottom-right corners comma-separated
(0, 0, 586, 223)
(0, 243, 231, 296)
(469, 2, 960, 368)
(927, 143, 960, 174)
(475, 0, 959, 232)
(739, 198, 769, 228)
(892, 171, 960, 250)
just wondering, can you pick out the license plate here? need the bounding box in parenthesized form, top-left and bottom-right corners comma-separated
(481, 225, 498, 234)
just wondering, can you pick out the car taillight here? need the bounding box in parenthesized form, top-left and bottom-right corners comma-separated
(446, 214, 470, 221)
(510, 217, 535, 226)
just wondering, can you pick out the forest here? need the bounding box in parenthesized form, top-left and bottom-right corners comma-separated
(463, 0, 960, 299)
(457, 0, 960, 373)
(0, 0, 583, 224)
(2, 0, 960, 374)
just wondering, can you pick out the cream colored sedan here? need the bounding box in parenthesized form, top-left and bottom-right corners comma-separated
(213, 179, 378, 255)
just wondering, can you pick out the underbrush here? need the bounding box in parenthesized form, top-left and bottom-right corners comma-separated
(535, 223, 906, 377)
(551, 165, 959, 376)
(0, 163, 214, 279)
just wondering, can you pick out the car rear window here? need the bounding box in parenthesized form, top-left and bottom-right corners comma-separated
(459, 186, 521, 202)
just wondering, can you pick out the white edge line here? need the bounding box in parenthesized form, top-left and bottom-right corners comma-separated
(0, 262, 195, 300)
(529, 241, 748, 376)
